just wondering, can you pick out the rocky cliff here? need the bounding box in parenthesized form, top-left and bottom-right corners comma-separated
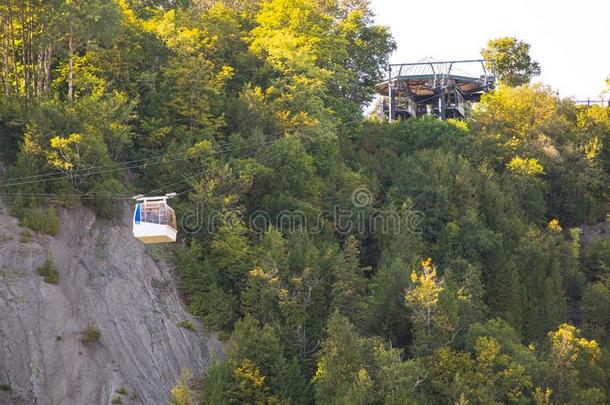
(0, 201, 219, 404)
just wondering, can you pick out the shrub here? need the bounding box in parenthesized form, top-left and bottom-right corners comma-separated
(0, 383, 11, 391)
(37, 255, 59, 284)
(111, 396, 123, 404)
(87, 178, 127, 219)
(82, 323, 101, 345)
(22, 206, 60, 235)
(169, 369, 194, 405)
(20, 229, 31, 243)
(10, 193, 26, 218)
(52, 179, 79, 208)
(584, 238, 610, 280)
(116, 386, 128, 395)
(189, 284, 238, 333)
(177, 320, 194, 331)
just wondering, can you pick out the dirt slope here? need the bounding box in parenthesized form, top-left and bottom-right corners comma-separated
(0, 201, 219, 404)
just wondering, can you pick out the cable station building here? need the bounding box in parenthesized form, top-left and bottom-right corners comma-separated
(376, 58, 496, 121)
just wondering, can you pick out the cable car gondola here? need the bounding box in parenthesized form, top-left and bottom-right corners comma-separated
(132, 193, 177, 244)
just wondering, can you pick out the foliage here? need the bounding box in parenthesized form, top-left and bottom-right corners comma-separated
(82, 323, 101, 345)
(405, 258, 457, 355)
(170, 369, 195, 405)
(20, 229, 31, 243)
(37, 254, 59, 284)
(313, 312, 421, 405)
(583, 238, 610, 280)
(582, 276, 610, 344)
(20, 206, 61, 236)
(0, 1, 609, 403)
(177, 320, 194, 331)
(507, 156, 544, 176)
(87, 178, 128, 219)
(481, 37, 541, 87)
(546, 324, 604, 404)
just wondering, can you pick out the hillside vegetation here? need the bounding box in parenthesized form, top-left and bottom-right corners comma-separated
(0, 1, 609, 404)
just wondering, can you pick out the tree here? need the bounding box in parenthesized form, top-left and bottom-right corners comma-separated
(229, 360, 281, 404)
(330, 235, 369, 324)
(313, 312, 374, 404)
(474, 84, 559, 141)
(545, 324, 604, 404)
(321, 0, 395, 119)
(150, 9, 233, 140)
(226, 316, 309, 403)
(481, 37, 541, 87)
(363, 257, 412, 348)
(313, 312, 425, 404)
(426, 336, 534, 404)
(170, 368, 195, 405)
(22, 92, 134, 181)
(405, 258, 458, 355)
(581, 277, 610, 344)
(515, 227, 567, 342)
(55, 0, 121, 100)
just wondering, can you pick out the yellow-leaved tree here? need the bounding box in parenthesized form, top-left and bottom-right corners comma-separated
(405, 258, 458, 354)
(169, 368, 194, 405)
(546, 324, 604, 404)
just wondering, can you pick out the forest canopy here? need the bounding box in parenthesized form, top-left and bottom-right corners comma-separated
(0, 1, 609, 404)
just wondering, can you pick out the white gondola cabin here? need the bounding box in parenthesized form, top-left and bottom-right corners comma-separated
(132, 194, 177, 244)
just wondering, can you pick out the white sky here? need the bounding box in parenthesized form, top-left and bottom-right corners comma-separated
(370, 0, 610, 100)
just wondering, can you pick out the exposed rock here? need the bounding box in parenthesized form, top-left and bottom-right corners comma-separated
(0, 201, 220, 404)
(579, 218, 610, 246)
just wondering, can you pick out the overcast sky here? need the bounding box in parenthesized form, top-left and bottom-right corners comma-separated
(370, 0, 610, 100)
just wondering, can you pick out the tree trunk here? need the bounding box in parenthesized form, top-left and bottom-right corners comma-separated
(1, 13, 8, 96)
(36, 43, 43, 96)
(28, 0, 34, 98)
(8, 6, 18, 95)
(44, 45, 52, 94)
(68, 23, 74, 101)
(19, 4, 28, 98)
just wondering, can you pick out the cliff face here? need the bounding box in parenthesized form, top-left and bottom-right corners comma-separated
(0, 201, 219, 405)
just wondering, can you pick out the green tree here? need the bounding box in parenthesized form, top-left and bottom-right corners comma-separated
(313, 313, 423, 404)
(426, 336, 535, 404)
(515, 227, 566, 341)
(582, 277, 610, 344)
(330, 236, 369, 325)
(225, 316, 309, 403)
(313, 312, 374, 404)
(228, 359, 281, 404)
(55, 0, 122, 100)
(363, 257, 412, 348)
(481, 37, 541, 87)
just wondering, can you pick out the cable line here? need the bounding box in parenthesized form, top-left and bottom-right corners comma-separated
(0, 136, 252, 184)
(0, 116, 361, 197)
(0, 135, 308, 201)
(0, 115, 360, 186)
(0, 137, 279, 188)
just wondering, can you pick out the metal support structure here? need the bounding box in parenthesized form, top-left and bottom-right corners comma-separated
(388, 66, 395, 122)
(573, 98, 610, 107)
(132, 192, 176, 204)
(379, 59, 496, 121)
(438, 89, 446, 120)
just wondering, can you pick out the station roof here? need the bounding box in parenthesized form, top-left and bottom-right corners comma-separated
(376, 58, 495, 97)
